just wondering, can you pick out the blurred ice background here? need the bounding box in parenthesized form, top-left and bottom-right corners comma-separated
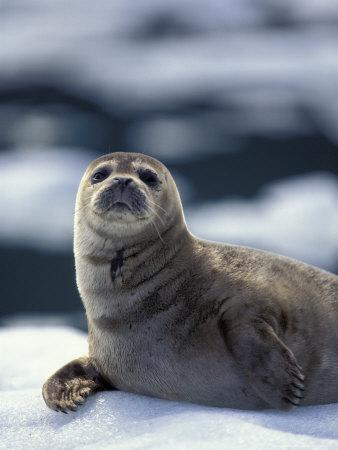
(0, 0, 337, 328)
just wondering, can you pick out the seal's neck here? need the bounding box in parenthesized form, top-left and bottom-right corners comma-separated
(109, 223, 190, 287)
(74, 217, 190, 289)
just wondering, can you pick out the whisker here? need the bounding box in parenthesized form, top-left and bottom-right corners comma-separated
(151, 219, 164, 244)
(74, 197, 94, 214)
(147, 205, 165, 226)
(147, 199, 169, 215)
(74, 202, 92, 213)
(74, 205, 87, 214)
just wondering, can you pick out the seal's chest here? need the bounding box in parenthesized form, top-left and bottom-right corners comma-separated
(91, 323, 257, 408)
(91, 326, 179, 393)
(90, 319, 234, 402)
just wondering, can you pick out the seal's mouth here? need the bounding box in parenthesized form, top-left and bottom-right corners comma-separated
(109, 201, 132, 212)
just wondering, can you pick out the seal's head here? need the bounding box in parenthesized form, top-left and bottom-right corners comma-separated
(75, 152, 185, 241)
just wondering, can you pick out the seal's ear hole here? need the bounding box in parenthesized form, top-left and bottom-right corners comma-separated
(137, 168, 159, 187)
(91, 168, 111, 184)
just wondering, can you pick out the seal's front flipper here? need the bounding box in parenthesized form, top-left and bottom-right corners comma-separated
(42, 356, 112, 413)
(220, 314, 305, 410)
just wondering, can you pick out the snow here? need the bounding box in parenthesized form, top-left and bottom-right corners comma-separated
(2, 325, 338, 449)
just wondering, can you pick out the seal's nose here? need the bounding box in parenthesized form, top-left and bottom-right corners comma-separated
(113, 177, 134, 188)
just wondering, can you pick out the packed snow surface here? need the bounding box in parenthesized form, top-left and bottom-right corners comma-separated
(2, 326, 338, 449)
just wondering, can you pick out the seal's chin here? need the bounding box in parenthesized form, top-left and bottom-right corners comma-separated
(104, 201, 145, 221)
(109, 201, 132, 213)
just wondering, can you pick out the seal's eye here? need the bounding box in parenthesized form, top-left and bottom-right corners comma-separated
(91, 169, 110, 184)
(138, 169, 159, 187)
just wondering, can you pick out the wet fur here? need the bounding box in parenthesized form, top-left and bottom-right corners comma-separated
(42, 152, 338, 412)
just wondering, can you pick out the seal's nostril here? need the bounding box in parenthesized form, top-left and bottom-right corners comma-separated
(113, 177, 134, 187)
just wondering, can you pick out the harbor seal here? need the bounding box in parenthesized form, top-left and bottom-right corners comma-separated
(42, 151, 338, 412)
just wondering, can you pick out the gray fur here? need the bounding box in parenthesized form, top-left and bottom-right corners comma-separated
(42, 152, 338, 412)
